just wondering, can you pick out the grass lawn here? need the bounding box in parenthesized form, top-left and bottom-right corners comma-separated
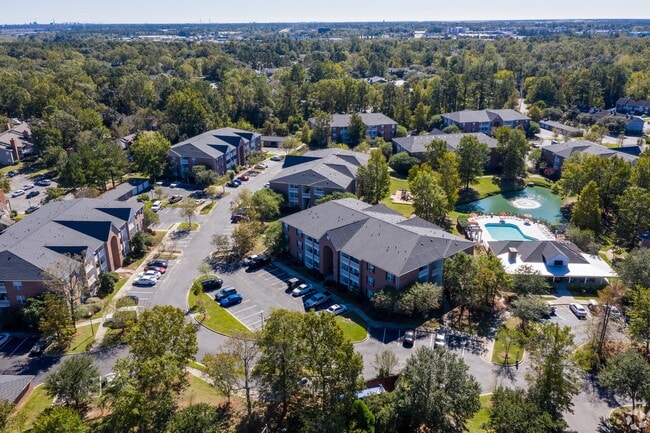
(526, 176, 553, 188)
(90, 278, 128, 320)
(188, 276, 252, 337)
(566, 284, 603, 301)
(200, 202, 215, 215)
(380, 176, 413, 216)
(189, 360, 206, 372)
(178, 222, 199, 231)
(10, 385, 52, 432)
(62, 324, 96, 355)
(491, 318, 524, 366)
(467, 394, 492, 433)
(179, 374, 227, 407)
(335, 312, 367, 343)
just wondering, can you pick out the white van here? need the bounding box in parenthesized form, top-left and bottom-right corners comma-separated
(151, 200, 162, 212)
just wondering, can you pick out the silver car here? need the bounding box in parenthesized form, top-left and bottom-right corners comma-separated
(570, 303, 588, 319)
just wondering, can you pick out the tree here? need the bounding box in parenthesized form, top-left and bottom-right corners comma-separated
(179, 196, 199, 226)
(44, 354, 99, 412)
(0, 400, 15, 433)
(130, 132, 172, 180)
(310, 111, 332, 147)
(264, 221, 286, 257)
(231, 222, 257, 258)
(211, 233, 231, 258)
(348, 399, 375, 433)
(526, 323, 579, 418)
(632, 153, 650, 189)
(486, 387, 558, 433)
(409, 164, 448, 223)
(348, 113, 367, 146)
(512, 295, 548, 329)
(166, 403, 220, 433)
(39, 294, 75, 348)
(198, 261, 212, 277)
(130, 231, 148, 258)
(628, 287, 650, 355)
(615, 187, 650, 246)
(357, 149, 390, 204)
(316, 191, 356, 205)
(203, 352, 241, 403)
(379, 140, 392, 161)
(251, 188, 284, 220)
(394, 347, 480, 432)
(496, 127, 529, 180)
(437, 151, 461, 209)
(512, 265, 551, 295)
(373, 350, 398, 378)
(615, 249, 650, 288)
(224, 334, 259, 417)
(191, 165, 219, 187)
(443, 253, 482, 324)
(571, 180, 601, 234)
(388, 152, 420, 176)
(143, 205, 160, 230)
(599, 349, 650, 410)
(42, 254, 87, 328)
(565, 226, 600, 254)
(457, 135, 489, 189)
(31, 407, 89, 433)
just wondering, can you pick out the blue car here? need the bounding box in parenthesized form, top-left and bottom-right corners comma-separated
(219, 293, 243, 308)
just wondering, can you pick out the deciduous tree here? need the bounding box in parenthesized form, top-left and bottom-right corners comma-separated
(231, 222, 257, 258)
(599, 349, 650, 410)
(357, 149, 390, 204)
(571, 180, 601, 234)
(31, 407, 89, 433)
(628, 287, 650, 355)
(130, 132, 172, 180)
(457, 135, 489, 189)
(44, 354, 99, 413)
(347, 113, 367, 146)
(496, 126, 529, 180)
(409, 164, 448, 223)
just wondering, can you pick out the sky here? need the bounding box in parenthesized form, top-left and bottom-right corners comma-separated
(1, 0, 648, 24)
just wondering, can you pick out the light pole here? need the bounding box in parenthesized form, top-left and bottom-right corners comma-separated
(259, 312, 264, 328)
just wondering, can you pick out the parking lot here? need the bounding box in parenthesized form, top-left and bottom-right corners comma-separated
(0, 334, 38, 359)
(124, 259, 182, 308)
(6, 171, 60, 214)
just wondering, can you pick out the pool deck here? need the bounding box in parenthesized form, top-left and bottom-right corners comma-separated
(472, 215, 556, 245)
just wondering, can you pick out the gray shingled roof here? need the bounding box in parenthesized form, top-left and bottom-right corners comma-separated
(327, 113, 398, 128)
(0, 199, 142, 281)
(0, 374, 34, 403)
(489, 240, 588, 264)
(281, 199, 472, 276)
(539, 120, 583, 134)
(170, 127, 258, 160)
(442, 109, 529, 124)
(270, 149, 369, 190)
(393, 132, 497, 155)
(617, 97, 650, 108)
(543, 140, 639, 163)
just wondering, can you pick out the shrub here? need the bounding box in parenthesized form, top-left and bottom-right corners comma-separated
(388, 152, 421, 176)
(137, 193, 150, 202)
(115, 297, 138, 309)
(85, 298, 103, 314)
(74, 305, 91, 320)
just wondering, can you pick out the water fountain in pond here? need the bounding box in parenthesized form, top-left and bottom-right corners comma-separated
(510, 194, 543, 209)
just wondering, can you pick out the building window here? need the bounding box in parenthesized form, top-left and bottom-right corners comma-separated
(297, 241, 303, 250)
(366, 276, 375, 287)
(386, 272, 395, 284)
(12, 281, 22, 291)
(418, 265, 429, 282)
(283, 223, 288, 231)
(553, 259, 563, 266)
(16, 296, 26, 305)
(366, 263, 375, 273)
(296, 229, 303, 238)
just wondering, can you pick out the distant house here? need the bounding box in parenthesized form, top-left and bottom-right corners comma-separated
(488, 240, 616, 285)
(539, 120, 584, 137)
(309, 113, 398, 144)
(0, 374, 35, 406)
(0, 120, 32, 166)
(261, 136, 290, 148)
(541, 140, 639, 175)
(169, 128, 261, 179)
(99, 178, 150, 202)
(281, 198, 474, 297)
(616, 98, 650, 116)
(0, 199, 144, 309)
(589, 109, 645, 136)
(392, 132, 498, 168)
(441, 109, 530, 135)
(269, 149, 369, 209)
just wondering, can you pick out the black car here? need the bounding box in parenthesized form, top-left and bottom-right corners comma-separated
(26, 190, 40, 199)
(147, 259, 168, 268)
(200, 278, 223, 290)
(7, 170, 18, 177)
(30, 335, 54, 356)
(25, 205, 41, 214)
(248, 254, 271, 270)
(215, 286, 237, 301)
(168, 195, 183, 204)
(286, 277, 303, 290)
(226, 180, 239, 188)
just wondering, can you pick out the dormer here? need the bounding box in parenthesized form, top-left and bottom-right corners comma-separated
(545, 253, 569, 267)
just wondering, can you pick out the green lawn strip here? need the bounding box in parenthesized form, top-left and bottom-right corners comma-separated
(491, 318, 524, 365)
(178, 222, 199, 231)
(188, 276, 252, 337)
(467, 394, 492, 433)
(471, 176, 502, 198)
(188, 360, 206, 372)
(200, 202, 215, 214)
(11, 385, 52, 431)
(335, 312, 367, 343)
(90, 278, 128, 320)
(64, 324, 97, 355)
(526, 176, 553, 188)
(566, 284, 602, 301)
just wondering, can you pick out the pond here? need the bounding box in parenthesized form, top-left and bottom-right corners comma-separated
(455, 186, 567, 225)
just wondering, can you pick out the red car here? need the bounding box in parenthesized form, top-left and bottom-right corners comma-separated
(237, 175, 249, 181)
(144, 265, 166, 274)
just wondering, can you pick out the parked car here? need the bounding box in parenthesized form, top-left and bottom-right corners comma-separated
(237, 175, 249, 181)
(138, 270, 161, 280)
(133, 277, 156, 287)
(570, 303, 588, 319)
(270, 155, 283, 161)
(168, 195, 182, 204)
(220, 293, 243, 308)
(25, 205, 41, 214)
(35, 179, 51, 186)
(403, 329, 416, 347)
(231, 212, 247, 223)
(305, 292, 330, 309)
(22, 183, 34, 190)
(0, 333, 10, 348)
(546, 301, 557, 317)
(26, 190, 40, 199)
(7, 170, 18, 177)
(128, 295, 139, 304)
(11, 189, 24, 197)
(604, 304, 622, 318)
(263, 182, 270, 188)
(170, 182, 180, 188)
(255, 163, 268, 169)
(148, 259, 168, 268)
(286, 277, 303, 291)
(215, 286, 237, 301)
(242, 255, 258, 267)
(434, 332, 446, 348)
(151, 200, 162, 212)
(292, 283, 315, 297)
(248, 254, 271, 270)
(30, 335, 54, 356)
(144, 265, 166, 274)
(201, 278, 223, 290)
(325, 304, 348, 316)
(226, 180, 239, 188)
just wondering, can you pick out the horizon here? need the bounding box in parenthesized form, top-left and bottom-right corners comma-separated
(1, 0, 648, 26)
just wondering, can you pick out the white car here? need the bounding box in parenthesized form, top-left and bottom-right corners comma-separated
(605, 304, 622, 318)
(270, 155, 282, 162)
(305, 293, 329, 309)
(22, 183, 34, 190)
(151, 200, 162, 212)
(170, 182, 180, 188)
(0, 333, 10, 348)
(325, 304, 348, 316)
(138, 270, 161, 280)
(11, 189, 25, 197)
(570, 303, 588, 319)
(434, 332, 446, 348)
(291, 283, 314, 297)
(133, 277, 157, 287)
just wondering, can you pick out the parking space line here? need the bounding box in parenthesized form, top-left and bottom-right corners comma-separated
(247, 319, 262, 328)
(9, 337, 29, 356)
(382, 328, 386, 343)
(232, 305, 256, 314)
(239, 311, 264, 320)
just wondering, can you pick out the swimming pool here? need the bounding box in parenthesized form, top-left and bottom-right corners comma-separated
(484, 223, 538, 241)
